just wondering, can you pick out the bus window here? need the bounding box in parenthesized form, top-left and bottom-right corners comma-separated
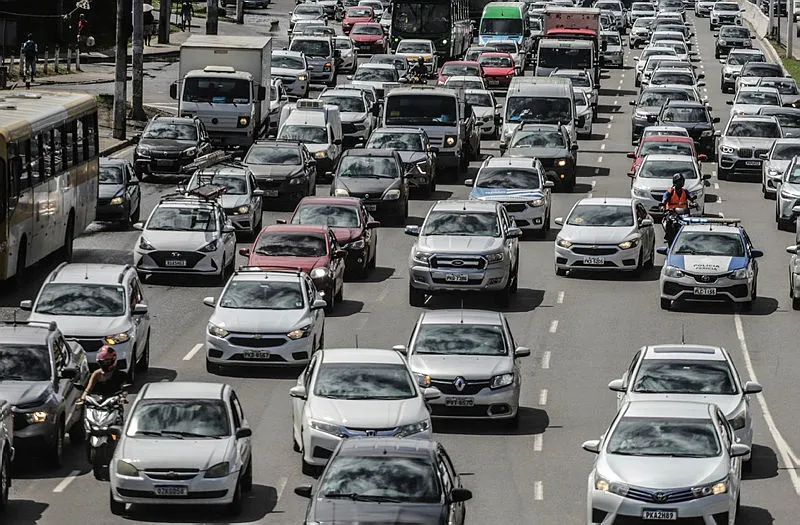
(7, 142, 18, 207)
(0, 160, 5, 220)
(42, 130, 55, 178)
(84, 114, 98, 159)
(61, 122, 76, 169)
(29, 134, 43, 182)
(19, 139, 30, 191)
(75, 119, 85, 164)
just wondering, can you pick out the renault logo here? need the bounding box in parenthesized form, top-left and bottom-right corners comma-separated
(454, 377, 466, 392)
(652, 491, 668, 503)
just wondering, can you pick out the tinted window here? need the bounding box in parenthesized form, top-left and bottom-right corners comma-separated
(414, 324, 507, 355)
(278, 125, 328, 144)
(640, 159, 697, 179)
(761, 79, 798, 95)
(743, 65, 782, 77)
(100, 165, 124, 184)
(721, 27, 749, 38)
(254, 232, 327, 257)
(314, 363, 416, 399)
(319, 456, 440, 502)
(465, 93, 493, 107)
(737, 91, 780, 106)
(0, 344, 51, 381)
(422, 211, 499, 236)
(567, 205, 634, 226)
(672, 232, 745, 256)
(333, 38, 352, 50)
(385, 95, 457, 126)
(189, 173, 247, 195)
(183, 78, 250, 104)
(506, 97, 571, 124)
(338, 156, 398, 178)
(293, 204, 361, 227)
(244, 145, 301, 165)
(476, 168, 541, 189)
(607, 417, 721, 457)
(772, 143, 800, 159)
(127, 400, 230, 438)
(295, 5, 323, 14)
(510, 130, 565, 148)
(219, 280, 304, 310)
(479, 54, 513, 68)
(787, 165, 800, 183)
(147, 206, 216, 232)
(640, 141, 693, 156)
(661, 107, 707, 122)
(726, 121, 781, 137)
(480, 18, 523, 35)
(537, 47, 592, 69)
(367, 132, 423, 151)
(554, 73, 589, 87)
(290, 39, 332, 57)
(632, 360, 737, 394)
(353, 67, 398, 81)
(441, 64, 480, 77)
(272, 55, 305, 69)
(392, 2, 449, 33)
(396, 41, 432, 53)
(320, 95, 365, 113)
(143, 122, 197, 140)
(727, 53, 764, 65)
(486, 42, 517, 53)
(35, 284, 126, 316)
(351, 24, 383, 35)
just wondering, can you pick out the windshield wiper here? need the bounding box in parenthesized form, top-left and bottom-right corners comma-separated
(164, 430, 222, 439)
(674, 248, 696, 255)
(135, 430, 178, 438)
(0, 374, 26, 380)
(325, 492, 404, 502)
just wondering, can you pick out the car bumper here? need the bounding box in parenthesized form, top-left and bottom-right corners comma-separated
(719, 155, 763, 174)
(360, 198, 405, 217)
(111, 469, 239, 506)
(777, 193, 800, 220)
(629, 34, 649, 46)
(206, 333, 313, 366)
(427, 384, 520, 419)
(11, 415, 58, 443)
(589, 486, 733, 525)
(133, 250, 224, 275)
(660, 275, 753, 303)
(504, 204, 547, 230)
(310, 69, 335, 84)
(404, 167, 432, 189)
(408, 264, 510, 293)
(555, 244, 642, 272)
(96, 202, 130, 222)
(274, 77, 309, 97)
(255, 177, 309, 200)
(135, 156, 194, 175)
(71, 337, 134, 369)
(224, 210, 257, 232)
(303, 426, 432, 466)
(485, 76, 513, 89)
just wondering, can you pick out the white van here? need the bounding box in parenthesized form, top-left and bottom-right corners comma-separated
(278, 99, 343, 178)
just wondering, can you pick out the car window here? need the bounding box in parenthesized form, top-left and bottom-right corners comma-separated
(622, 350, 642, 388)
(127, 399, 231, 438)
(0, 343, 52, 381)
(304, 354, 319, 389)
(672, 232, 745, 257)
(147, 206, 216, 232)
(318, 455, 440, 502)
(422, 211, 500, 237)
(475, 167, 542, 189)
(219, 280, 304, 310)
(607, 417, 721, 457)
(632, 360, 737, 394)
(229, 393, 242, 429)
(35, 283, 126, 316)
(413, 323, 508, 356)
(313, 362, 416, 399)
(567, 205, 634, 227)
(254, 232, 328, 257)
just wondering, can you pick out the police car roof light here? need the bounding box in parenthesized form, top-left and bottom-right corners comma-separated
(683, 217, 741, 225)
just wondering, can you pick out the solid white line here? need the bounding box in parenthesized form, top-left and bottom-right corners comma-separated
(541, 351, 551, 369)
(613, 99, 619, 105)
(539, 388, 548, 406)
(53, 470, 81, 493)
(534, 481, 544, 500)
(734, 314, 800, 495)
(275, 476, 288, 502)
(597, 156, 603, 163)
(714, 183, 720, 190)
(548, 320, 559, 334)
(557, 291, 565, 304)
(533, 434, 543, 452)
(183, 343, 203, 361)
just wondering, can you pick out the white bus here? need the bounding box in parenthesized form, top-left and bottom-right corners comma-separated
(0, 91, 99, 279)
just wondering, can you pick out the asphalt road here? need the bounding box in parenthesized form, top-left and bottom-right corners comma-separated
(4, 7, 800, 525)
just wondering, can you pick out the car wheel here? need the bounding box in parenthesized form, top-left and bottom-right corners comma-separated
(241, 460, 253, 492)
(110, 489, 125, 516)
(137, 331, 151, 373)
(494, 283, 511, 308)
(555, 264, 567, 276)
(226, 481, 243, 516)
(131, 201, 141, 224)
(0, 452, 10, 511)
(660, 298, 671, 310)
(48, 420, 65, 468)
(632, 248, 645, 276)
(409, 283, 425, 307)
(778, 217, 793, 231)
(301, 456, 317, 476)
(324, 287, 336, 313)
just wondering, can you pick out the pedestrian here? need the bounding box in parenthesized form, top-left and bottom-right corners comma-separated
(143, 7, 155, 46)
(181, 2, 193, 32)
(77, 14, 90, 51)
(21, 33, 37, 78)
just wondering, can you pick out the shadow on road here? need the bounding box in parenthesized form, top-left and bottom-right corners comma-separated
(434, 406, 549, 437)
(744, 443, 779, 481)
(738, 505, 775, 524)
(423, 288, 544, 313)
(1, 500, 48, 525)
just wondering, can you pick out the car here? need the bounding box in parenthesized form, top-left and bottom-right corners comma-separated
(394, 38, 438, 73)
(658, 0, 685, 19)
(647, 68, 705, 90)
(574, 91, 594, 139)
(319, 87, 375, 148)
(290, 3, 325, 32)
(710, 1, 742, 29)
(465, 89, 501, 139)
(437, 60, 484, 85)
(652, 100, 719, 157)
(367, 53, 408, 76)
(291, 21, 328, 40)
(341, 5, 373, 34)
(348, 22, 386, 54)
(551, 68, 598, 116)
(776, 156, 800, 230)
(358, 0, 383, 18)
(301, 25, 336, 37)
(640, 124, 692, 143)
(761, 138, 800, 198)
(464, 45, 492, 62)
(289, 347, 437, 473)
(399, 309, 530, 424)
(21, 263, 151, 381)
(629, 2, 656, 24)
(630, 153, 709, 217)
(696, 0, 716, 16)
(483, 39, 525, 71)
(715, 25, 753, 57)
(133, 116, 212, 180)
(716, 114, 783, 180)
(285, 196, 380, 277)
(271, 50, 311, 98)
(477, 52, 517, 89)
(658, 218, 763, 310)
(582, 400, 748, 525)
(295, 438, 472, 524)
(504, 123, 578, 191)
(758, 105, 800, 138)
(0, 398, 11, 511)
(466, 157, 553, 236)
(0, 321, 90, 467)
(786, 242, 800, 309)
(601, 30, 624, 67)
(627, 135, 705, 175)
(728, 86, 782, 119)
(109, 382, 253, 516)
(720, 49, 766, 93)
(349, 62, 399, 98)
(652, 22, 693, 44)
(365, 126, 437, 196)
(268, 78, 289, 136)
(594, 0, 625, 30)
(554, 198, 656, 276)
(405, 200, 521, 307)
(735, 61, 786, 93)
(630, 85, 700, 143)
(756, 76, 800, 108)
(288, 36, 337, 87)
(318, 0, 342, 20)
(203, 268, 326, 372)
(639, 55, 688, 88)
(634, 46, 676, 86)
(97, 157, 141, 226)
(184, 165, 264, 238)
(650, 39, 691, 61)
(443, 75, 487, 91)
(132, 186, 238, 283)
(608, 344, 763, 467)
(629, 17, 653, 48)
(332, 36, 357, 74)
(242, 140, 316, 201)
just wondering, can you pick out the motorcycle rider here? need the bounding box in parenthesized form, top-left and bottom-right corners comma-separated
(79, 346, 128, 402)
(408, 56, 428, 80)
(661, 173, 696, 243)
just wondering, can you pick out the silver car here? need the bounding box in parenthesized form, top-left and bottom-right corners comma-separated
(465, 89, 500, 139)
(333, 36, 358, 74)
(727, 86, 781, 119)
(554, 198, 656, 275)
(271, 50, 311, 98)
(719, 49, 766, 93)
(630, 153, 708, 216)
(582, 400, 747, 525)
(761, 138, 800, 198)
(185, 166, 264, 238)
(203, 268, 327, 373)
(785, 242, 800, 310)
(290, 3, 325, 32)
(776, 156, 800, 230)
(319, 88, 374, 147)
(716, 115, 783, 180)
(397, 309, 530, 426)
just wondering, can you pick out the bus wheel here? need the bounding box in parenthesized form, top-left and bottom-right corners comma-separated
(13, 240, 26, 287)
(63, 214, 75, 262)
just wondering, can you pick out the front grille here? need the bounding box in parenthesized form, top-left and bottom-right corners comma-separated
(77, 339, 104, 353)
(256, 178, 283, 190)
(144, 468, 199, 481)
(625, 485, 695, 504)
(228, 336, 286, 348)
(737, 148, 753, 158)
(430, 378, 491, 395)
(685, 272, 732, 283)
(149, 251, 205, 269)
(430, 256, 486, 270)
(116, 488, 227, 499)
(427, 135, 444, 148)
(429, 404, 490, 417)
(151, 150, 181, 160)
(501, 202, 527, 213)
(341, 426, 399, 437)
(572, 246, 617, 256)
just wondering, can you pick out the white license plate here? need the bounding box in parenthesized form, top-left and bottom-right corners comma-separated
(745, 160, 761, 166)
(583, 257, 605, 265)
(694, 287, 717, 296)
(154, 486, 188, 496)
(488, 79, 500, 85)
(365, 204, 377, 211)
(165, 259, 187, 267)
(642, 509, 677, 520)
(445, 274, 469, 282)
(264, 190, 279, 197)
(445, 397, 474, 406)
(243, 351, 271, 359)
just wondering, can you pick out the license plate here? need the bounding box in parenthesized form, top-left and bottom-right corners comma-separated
(365, 204, 377, 211)
(445, 397, 474, 406)
(154, 486, 188, 497)
(165, 259, 187, 267)
(264, 190, 279, 197)
(488, 79, 500, 85)
(242, 351, 271, 360)
(154, 159, 175, 167)
(745, 160, 761, 166)
(445, 274, 469, 282)
(693, 287, 717, 296)
(642, 509, 677, 520)
(583, 257, 605, 265)
(407, 56, 418, 61)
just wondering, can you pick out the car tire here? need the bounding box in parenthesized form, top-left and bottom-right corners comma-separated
(742, 281, 757, 312)
(301, 456, 317, 477)
(778, 217, 793, 231)
(137, 331, 150, 373)
(494, 283, 511, 308)
(743, 459, 753, 474)
(409, 283, 425, 307)
(717, 167, 729, 181)
(325, 287, 336, 313)
(0, 451, 10, 511)
(110, 489, 125, 516)
(660, 298, 671, 310)
(131, 202, 141, 224)
(241, 460, 253, 493)
(632, 248, 645, 277)
(226, 482, 243, 516)
(555, 265, 567, 276)
(334, 281, 343, 303)
(48, 420, 65, 468)
(793, 296, 800, 310)
(62, 214, 75, 262)
(218, 256, 229, 285)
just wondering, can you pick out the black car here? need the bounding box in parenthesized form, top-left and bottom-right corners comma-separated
(504, 123, 578, 191)
(295, 438, 472, 525)
(629, 85, 698, 143)
(714, 25, 754, 58)
(652, 101, 720, 157)
(366, 127, 437, 196)
(243, 140, 317, 202)
(98, 157, 141, 226)
(133, 116, 213, 180)
(329, 148, 408, 224)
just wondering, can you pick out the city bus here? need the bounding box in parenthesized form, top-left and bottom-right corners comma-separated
(390, 0, 472, 59)
(0, 91, 99, 280)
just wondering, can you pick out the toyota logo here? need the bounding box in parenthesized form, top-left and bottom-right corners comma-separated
(699, 275, 714, 283)
(652, 491, 668, 503)
(451, 260, 464, 266)
(453, 377, 466, 392)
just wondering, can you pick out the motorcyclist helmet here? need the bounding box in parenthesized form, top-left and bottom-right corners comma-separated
(96, 345, 118, 372)
(417, 56, 425, 67)
(672, 173, 685, 189)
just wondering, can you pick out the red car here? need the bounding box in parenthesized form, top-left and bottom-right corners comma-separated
(349, 22, 386, 54)
(477, 52, 516, 89)
(627, 135, 706, 181)
(437, 61, 485, 85)
(342, 6, 373, 34)
(280, 196, 380, 278)
(240, 224, 346, 312)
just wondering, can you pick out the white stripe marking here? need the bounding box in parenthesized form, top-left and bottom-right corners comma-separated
(591, 180, 597, 189)
(539, 388, 548, 406)
(541, 351, 551, 369)
(275, 476, 288, 502)
(600, 143, 606, 151)
(53, 470, 80, 493)
(548, 320, 559, 334)
(183, 343, 203, 361)
(620, 73, 625, 78)
(376, 286, 390, 302)
(607, 123, 612, 129)
(597, 156, 603, 163)
(534, 481, 544, 500)
(533, 434, 543, 452)
(556, 291, 564, 304)
(609, 115, 614, 121)
(714, 183, 720, 190)
(587, 192, 593, 198)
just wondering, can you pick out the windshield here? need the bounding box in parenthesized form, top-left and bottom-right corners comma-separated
(189, 173, 247, 195)
(727, 53, 763, 66)
(644, 128, 688, 138)
(393, 2, 449, 33)
(633, 2, 655, 9)
(320, 95, 365, 113)
(787, 166, 800, 183)
(672, 232, 745, 256)
(35, 283, 126, 316)
(596, 2, 620, 11)
(100, 165, 124, 184)
(476, 168, 541, 189)
(396, 41, 432, 53)
(354, 67, 398, 81)
(726, 121, 781, 137)
(465, 93, 493, 107)
(567, 205, 633, 226)
(244, 145, 301, 165)
(737, 91, 780, 106)
(441, 64, 479, 76)
(744, 65, 782, 77)
(295, 4, 323, 15)
(486, 42, 517, 53)
(422, 211, 499, 236)
(510, 130, 565, 148)
(506, 96, 571, 124)
(721, 27, 749, 38)
(147, 206, 216, 231)
(773, 143, 800, 159)
(320, 456, 439, 503)
(289, 39, 332, 57)
(479, 54, 513, 68)
(555, 73, 589, 87)
(219, 280, 304, 310)
(0, 344, 51, 381)
(347, 7, 372, 17)
(385, 94, 457, 126)
(604, 34, 621, 46)
(293, 204, 361, 227)
(255, 232, 327, 257)
(761, 79, 797, 95)
(633, 18, 652, 29)
(716, 2, 740, 10)
(633, 360, 737, 394)
(639, 90, 690, 107)
(640, 141, 694, 156)
(661, 107, 707, 123)
(182, 78, 250, 104)
(314, 362, 416, 399)
(339, 156, 398, 178)
(640, 160, 697, 179)
(446, 78, 483, 90)
(127, 400, 230, 438)
(465, 48, 489, 61)
(481, 18, 523, 35)
(650, 71, 693, 86)
(143, 121, 197, 140)
(607, 418, 720, 457)
(272, 55, 305, 69)
(413, 324, 507, 355)
(367, 132, 423, 151)
(334, 38, 352, 50)
(351, 24, 383, 35)
(537, 47, 591, 69)
(278, 125, 328, 144)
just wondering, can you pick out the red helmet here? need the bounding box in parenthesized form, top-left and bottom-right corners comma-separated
(96, 345, 118, 371)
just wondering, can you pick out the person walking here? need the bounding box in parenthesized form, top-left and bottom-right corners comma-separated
(21, 34, 38, 78)
(143, 7, 155, 46)
(181, 2, 193, 32)
(77, 14, 90, 51)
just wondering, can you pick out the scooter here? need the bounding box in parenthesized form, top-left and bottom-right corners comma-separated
(81, 392, 127, 480)
(661, 199, 699, 246)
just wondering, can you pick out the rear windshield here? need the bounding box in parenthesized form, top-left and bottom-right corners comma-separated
(289, 39, 332, 57)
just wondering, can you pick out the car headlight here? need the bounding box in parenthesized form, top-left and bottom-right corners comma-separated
(692, 477, 728, 498)
(701, 130, 713, 137)
(556, 237, 572, 248)
(632, 187, 650, 198)
(414, 373, 431, 387)
(728, 403, 747, 430)
(208, 323, 229, 338)
(416, 161, 428, 174)
(110, 196, 124, 205)
(485, 252, 504, 263)
(288, 324, 312, 340)
(732, 267, 750, 280)
(528, 198, 545, 207)
(204, 461, 230, 478)
(314, 150, 328, 159)
(104, 331, 131, 345)
(234, 205, 250, 215)
(442, 39, 448, 44)
(136, 145, 151, 156)
(117, 460, 140, 477)
(720, 145, 735, 154)
(334, 188, 349, 196)
(181, 146, 198, 158)
(309, 419, 344, 437)
(768, 168, 779, 176)
(310, 267, 330, 279)
(138, 237, 155, 251)
(595, 473, 629, 496)
(383, 189, 401, 200)
(25, 411, 48, 424)
(490, 373, 514, 389)
(346, 239, 365, 250)
(289, 174, 306, 185)
(444, 135, 457, 147)
(396, 419, 430, 437)
(664, 265, 685, 278)
(555, 158, 567, 167)
(618, 238, 640, 250)
(413, 251, 432, 265)
(199, 239, 219, 252)
(298, 74, 307, 81)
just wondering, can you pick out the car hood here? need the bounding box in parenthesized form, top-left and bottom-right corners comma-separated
(598, 455, 729, 489)
(310, 500, 444, 524)
(331, 227, 364, 244)
(248, 255, 329, 273)
(765, 159, 792, 174)
(337, 177, 398, 194)
(138, 139, 195, 152)
(220, 194, 250, 209)
(272, 66, 304, 77)
(409, 354, 512, 379)
(340, 111, 370, 123)
(0, 381, 52, 407)
(558, 224, 637, 244)
(118, 437, 234, 471)
(350, 34, 382, 42)
(141, 231, 219, 251)
(470, 187, 544, 202)
(482, 66, 514, 76)
(625, 392, 743, 417)
(472, 106, 494, 119)
(634, 178, 704, 194)
(248, 164, 303, 179)
(212, 308, 309, 332)
(308, 397, 425, 427)
(666, 253, 748, 272)
(506, 146, 567, 159)
(294, 14, 325, 21)
(26, 313, 130, 339)
(417, 235, 504, 253)
(721, 136, 778, 148)
(397, 151, 427, 164)
(99, 184, 125, 199)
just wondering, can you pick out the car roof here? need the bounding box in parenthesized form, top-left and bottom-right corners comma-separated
(99, 157, 129, 167)
(729, 48, 764, 55)
(442, 60, 479, 66)
(231, 269, 304, 283)
(622, 400, 714, 419)
(642, 344, 726, 361)
(577, 197, 632, 206)
(296, 196, 363, 207)
(644, 125, 689, 132)
(48, 263, 131, 284)
(642, 153, 695, 162)
(320, 89, 364, 98)
(432, 199, 499, 212)
(483, 156, 538, 169)
(641, 134, 694, 144)
(518, 123, 561, 131)
(320, 348, 405, 364)
(337, 437, 438, 457)
(418, 309, 503, 325)
(140, 381, 226, 400)
(0, 323, 53, 344)
(371, 126, 424, 135)
(262, 224, 329, 234)
(149, 116, 196, 126)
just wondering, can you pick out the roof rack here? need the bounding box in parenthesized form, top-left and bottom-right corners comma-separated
(683, 217, 741, 225)
(160, 183, 228, 204)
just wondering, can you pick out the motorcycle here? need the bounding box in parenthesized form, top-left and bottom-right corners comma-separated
(661, 199, 699, 246)
(81, 392, 127, 480)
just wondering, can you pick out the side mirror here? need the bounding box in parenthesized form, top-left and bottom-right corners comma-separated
(333, 138, 342, 146)
(423, 387, 441, 400)
(608, 379, 625, 392)
(726, 100, 734, 105)
(793, 206, 800, 214)
(544, 181, 555, 188)
(276, 218, 287, 224)
(133, 303, 149, 315)
(507, 227, 523, 238)
(554, 217, 564, 226)
(60, 366, 78, 379)
(223, 225, 236, 233)
(730, 443, 751, 458)
(627, 172, 635, 179)
(743, 381, 762, 394)
(702, 173, 712, 180)
(366, 220, 380, 228)
(405, 225, 420, 236)
(312, 298, 327, 310)
(571, 144, 579, 151)
(450, 487, 473, 503)
(294, 484, 313, 498)
(334, 249, 347, 258)
(646, 115, 657, 122)
(19, 299, 32, 311)
(235, 427, 253, 439)
(582, 439, 601, 454)
(639, 217, 653, 228)
(626, 152, 636, 159)
(392, 344, 407, 355)
(109, 425, 123, 436)
(698, 154, 708, 162)
(346, 75, 354, 80)
(239, 247, 251, 256)
(464, 178, 474, 187)
(697, 81, 706, 87)
(203, 296, 216, 307)
(629, 100, 636, 106)
(697, 73, 705, 79)
(656, 246, 668, 255)
(169, 82, 177, 99)
(514, 346, 531, 357)
(253, 189, 265, 197)
(289, 385, 308, 399)
(750, 249, 764, 258)
(787, 245, 799, 254)
(133, 222, 144, 230)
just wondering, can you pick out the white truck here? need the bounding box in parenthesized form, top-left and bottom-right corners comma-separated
(542, 7, 601, 82)
(170, 35, 272, 150)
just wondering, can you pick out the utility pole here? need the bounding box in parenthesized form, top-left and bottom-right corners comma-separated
(790, 0, 795, 58)
(113, 0, 127, 140)
(158, 0, 171, 44)
(132, 0, 146, 120)
(236, 0, 244, 24)
(206, 0, 219, 35)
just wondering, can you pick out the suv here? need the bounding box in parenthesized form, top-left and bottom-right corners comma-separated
(715, 25, 753, 58)
(0, 399, 10, 511)
(366, 127, 437, 196)
(98, 157, 141, 227)
(716, 115, 783, 180)
(405, 200, 522, 307)
(0, 321, 90, 467)
(504, 123, 578, 191)
(720, 49, 766, 93)
(243, 140, 317, 201)
(288, 36, 337, 87)
(21, 263, 152, 384)
(709, 1, 742, 29)
(133, 116, 212, 180)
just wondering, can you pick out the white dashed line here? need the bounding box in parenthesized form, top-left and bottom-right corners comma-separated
(549, 320, 559, 334)
(609, 115, 614, 121)
(53, 471, 81, 493)
(587, 193, 593, 198)
(541, 351, 551, 369)
(591, 180, 597, 189)
(539, 388, 548, 406)
(620, 73, 625, 78)
(613, 99, 619, 105)
(603, 133, 609, 139)
(183, 343, 203, 361)
(600, 143, 606, 151)
(597, 156, 603, 163)
(607, 123, 612, 129)
(714, 183, 720, 190)
(534, 481, 544, 500)
(557, 291, 564, 304)
(533, 434, 543, 452)
(276, 476, 288, 502)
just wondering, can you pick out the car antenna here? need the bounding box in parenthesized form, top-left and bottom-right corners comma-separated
(355, 334, 359, 349)
(85, 265, 89, 280)
(681, 324, 685, 345)
(460, 298, 464, 324)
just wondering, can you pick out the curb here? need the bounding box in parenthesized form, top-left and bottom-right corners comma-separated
(100, 136, 138, 156)
(738, 0, 782, 63)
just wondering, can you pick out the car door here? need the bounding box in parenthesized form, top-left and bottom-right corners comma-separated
(53, 336, 80, 428)
(229, 391, 252, 472)
(294, 353, 319, 443)
(125, 162, 141, 215)
(219, 207, 237, 260)
(130, 276, 149, 359)
(361, 203, 377, 260)
(438, 446, 466, 525)
(304, 275, 324, 344)
(538, 161, 551, 212)
(635, 202, 654, 249)
(328, 228, 345, 291)
(499, 208, 518, 266)
(618, 349, 642, 407)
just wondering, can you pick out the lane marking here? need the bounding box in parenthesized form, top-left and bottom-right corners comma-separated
(613, 99, 619, 105)
(53, 470, 80, 493)
(533, 434, 543, 452)
(548, 320, 559, 334)
(609, 115, 614, 121)
(607, 123, 612, 129)
(183, 343, 203, 361)
(275, 476, 288, 502)
(597, 156, 603, 163)
(734, 314, 800, 495)
(587, 192, 593, 198)
(541, 351, 551, 369)
(620, 73, 625, 78)
(556, 291, 564, 304)
(591, 180, 597, 189)
(600, 143, 606, 151)
(539, 388, 548, 406)
(376, 286, 390, 302)
(714, 183, 720, 190)
(534, 481, 544, 500)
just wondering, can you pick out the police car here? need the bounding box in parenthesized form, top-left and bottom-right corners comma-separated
(657, 218, 764, 311)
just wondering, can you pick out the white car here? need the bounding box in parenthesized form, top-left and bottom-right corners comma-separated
(271, 50, 311, 98)
(465, 88, 500, 138)
(554, 197, 656, 275)
(268, 78, 288, 136)
(630, 153, 708, 216)
(333, 36, 358, 74)
(710, 1, 742, 29)
(761, 138, 800, 197)
(629, 1, 656, 23)
(185, 165, 265, 237)
(319, 88, 375, 147)
(550, 68, 597, 116)
(484, 39, 525, 71)
(394, 38, 437, 73)
(608, 344, 762, 467)
(575, 90, 593, 138)
(290, 347, 439, 474)
(728, 86, 781, 118)
(776, 156, 800, 230)
(203, 268, 327, 373)
(640, 124, 691, 141)
(110, 382, 253, 516)
(444, 75, 486, 91)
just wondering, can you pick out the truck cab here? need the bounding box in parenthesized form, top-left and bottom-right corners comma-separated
(500, 77, 580, 150)
(278, 99, 343, 179)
